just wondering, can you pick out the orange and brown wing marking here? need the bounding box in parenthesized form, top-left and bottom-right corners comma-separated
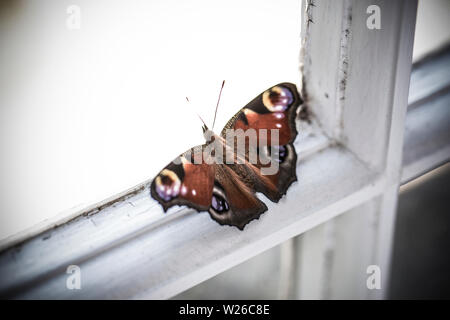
(233, 109, 292, 145)
(150, 145, 215, 213)
(220, 83, 302, 202)
(178, 160, 214, 208)
(221, 82, 302, 146)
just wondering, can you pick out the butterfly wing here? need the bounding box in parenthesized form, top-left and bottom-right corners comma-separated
(220, 82, 302, 202)
(150, 145, 215, 213)
(221, 82, 301, 146)
(208, 164, 268, 230)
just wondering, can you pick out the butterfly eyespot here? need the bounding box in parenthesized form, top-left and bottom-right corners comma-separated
(262, 86, 293, 112)
(155, 169, 181, 202)
(211, 193, 229, 214)
(276, 145, 288, 163)
(209, 185, 230, 217)
(268, 145, 288, 163)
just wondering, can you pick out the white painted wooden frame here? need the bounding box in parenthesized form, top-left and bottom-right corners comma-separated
(296, 0, 440, 300)
(0, 0, 448, 299)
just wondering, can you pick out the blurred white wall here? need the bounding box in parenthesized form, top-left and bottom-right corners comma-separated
(413, 0, 450, 61)
(0, 0, 301, 240)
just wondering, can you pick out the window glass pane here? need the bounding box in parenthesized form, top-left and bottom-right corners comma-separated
(0, 0, 301, 240)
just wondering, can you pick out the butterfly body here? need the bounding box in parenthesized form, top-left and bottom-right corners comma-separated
(150, 83, 303, 230)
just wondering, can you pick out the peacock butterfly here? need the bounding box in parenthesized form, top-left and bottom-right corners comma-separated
(150, 82, 303, 230)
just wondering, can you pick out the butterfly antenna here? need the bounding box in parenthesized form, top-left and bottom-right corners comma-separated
(186, 97, 208, 131)
(211, 80, 225, 131)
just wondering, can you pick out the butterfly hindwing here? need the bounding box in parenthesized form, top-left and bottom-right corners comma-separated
(208, 164, 268, 230)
